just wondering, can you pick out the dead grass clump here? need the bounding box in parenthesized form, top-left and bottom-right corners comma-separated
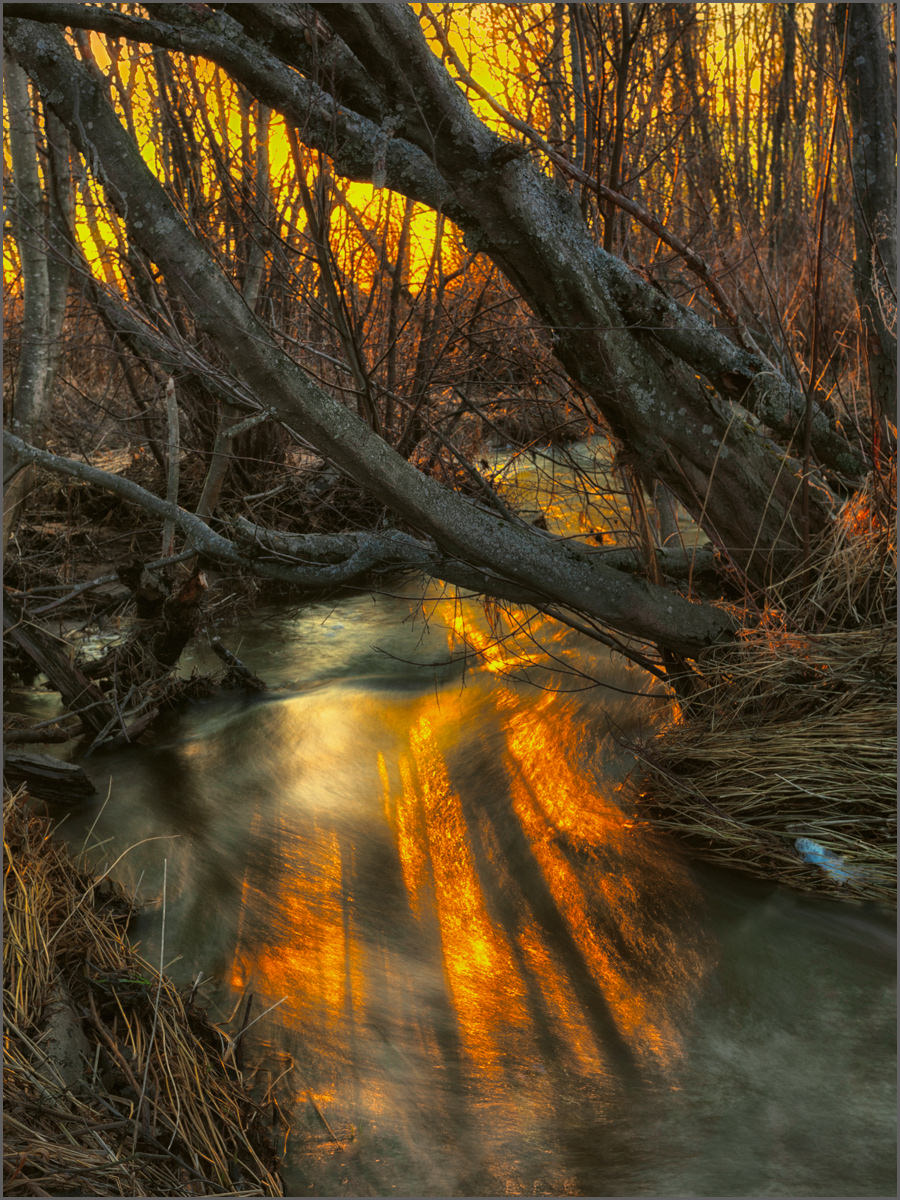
(638, 476, 897, 903)
(3, 787, 284, 1197)
(774, 469, 897, 631)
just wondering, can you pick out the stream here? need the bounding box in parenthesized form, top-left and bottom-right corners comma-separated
(35, 445, 898, 1195)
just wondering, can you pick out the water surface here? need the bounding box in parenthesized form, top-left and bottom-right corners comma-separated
(55, 584, 896, 1197)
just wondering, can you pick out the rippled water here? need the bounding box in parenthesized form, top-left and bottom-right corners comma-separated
(52, 578, 896, 1198)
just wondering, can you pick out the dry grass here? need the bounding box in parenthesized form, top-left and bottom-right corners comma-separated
(637, 474, 897, 903)
(3, 787, 285, 1197)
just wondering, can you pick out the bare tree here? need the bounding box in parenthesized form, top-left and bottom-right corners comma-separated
(2, 4, 886, 667)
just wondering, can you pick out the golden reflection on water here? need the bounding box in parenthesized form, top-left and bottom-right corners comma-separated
(225, 625, 708, 1107)
(402, 713, 529, 1073)
(501, 693, 699, 1068)
(231, 825, 369, 1026)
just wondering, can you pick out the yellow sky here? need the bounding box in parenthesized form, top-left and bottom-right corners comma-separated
(4, 5, 832, 297)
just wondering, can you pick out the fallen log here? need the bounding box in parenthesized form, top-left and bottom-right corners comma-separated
(3, 605, 115, 736)
(3, 716, 81, 745)
(3, 751, 95, 803)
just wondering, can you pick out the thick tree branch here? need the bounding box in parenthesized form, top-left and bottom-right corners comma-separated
(8, 4, 861, 489)
(5, 18, 736, 655)
(233, 516, 717, 583)
(600, 254, 868, 481)
(5, 3, 455, 217)
(217, 3, 386, 123)
(5, 428, 734, 658)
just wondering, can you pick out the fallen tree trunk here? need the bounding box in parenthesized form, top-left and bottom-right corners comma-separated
(233, 516, 718, 581)
(5, 430, 735, 658)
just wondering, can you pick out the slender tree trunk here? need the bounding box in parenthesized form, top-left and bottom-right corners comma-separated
(567, 4, 586, 174)
(603, 4, 633, 254)
(837, 3, 897, 441)
(196, 96, 272, 524)
(290, 131, 381, 433)
(768, 5, 796, 256)
(384, 195, 413, 439)
(3, 56, 70, 547)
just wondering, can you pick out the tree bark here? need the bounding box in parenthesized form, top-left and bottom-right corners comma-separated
(5, 430, 733, 657)
(837, 3, 897, 437)
(3, 56, 70, 546)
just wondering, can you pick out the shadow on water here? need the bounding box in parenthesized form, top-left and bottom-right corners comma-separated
(59, 591, 896, 1198)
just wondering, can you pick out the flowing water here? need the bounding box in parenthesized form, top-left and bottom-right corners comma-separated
(43, 445, 896, 1196)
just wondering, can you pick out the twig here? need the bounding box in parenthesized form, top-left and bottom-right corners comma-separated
(221, 997, 287, 1067)
(209, 637, 266, 691)
(162, 377, 180, 556)
(29, 549, 197, 617)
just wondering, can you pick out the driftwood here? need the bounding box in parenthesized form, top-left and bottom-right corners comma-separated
(210, 638, 266, 691)
(3, 605, 115, 735)
(3, 750, 95, 803)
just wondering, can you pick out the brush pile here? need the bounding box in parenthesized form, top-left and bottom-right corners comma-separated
(2, 787, 284, 1197)
(638, 476, 897, 904)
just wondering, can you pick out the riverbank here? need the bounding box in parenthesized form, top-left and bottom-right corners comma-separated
(3, 482, 895, 1192)
(2, 786, 285, 1197)
(637, 476, 897, 903)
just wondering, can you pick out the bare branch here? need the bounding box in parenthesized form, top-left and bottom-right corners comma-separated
(5, 19, 736, 654)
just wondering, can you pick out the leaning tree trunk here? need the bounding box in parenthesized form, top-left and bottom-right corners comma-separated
(315, 3, 847, 587)
(5, 17, 736, 658)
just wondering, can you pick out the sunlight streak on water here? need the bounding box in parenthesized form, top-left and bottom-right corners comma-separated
(58, 589, 896, 1197)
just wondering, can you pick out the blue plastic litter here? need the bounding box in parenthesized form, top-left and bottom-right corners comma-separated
(794, 837, 855, 883)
